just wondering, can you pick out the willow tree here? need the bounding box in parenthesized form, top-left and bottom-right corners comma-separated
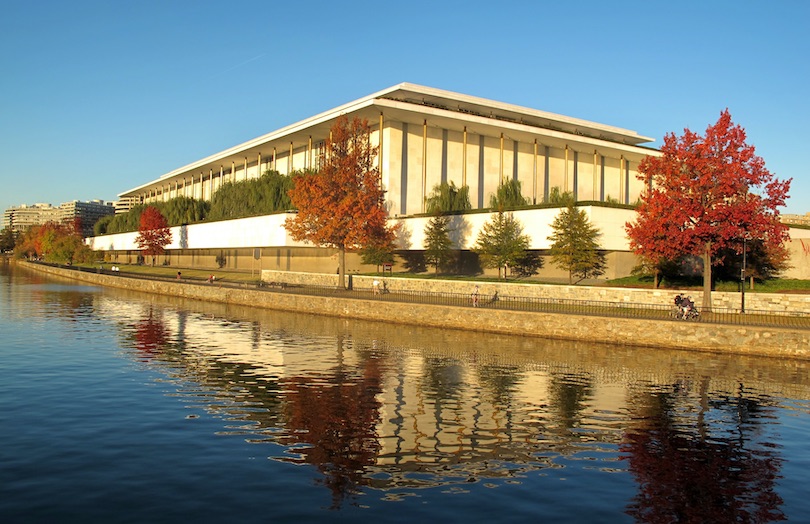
(285, 116, 395, 288)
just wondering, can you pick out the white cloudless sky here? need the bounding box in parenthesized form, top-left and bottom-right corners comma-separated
(1, 0, 807, 219)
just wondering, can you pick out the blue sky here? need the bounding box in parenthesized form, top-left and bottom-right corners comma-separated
(2, 0, 807, 219)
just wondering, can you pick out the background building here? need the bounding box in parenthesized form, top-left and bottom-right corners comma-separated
(3, 203, 61, 233)
(3, 200, 114, 236)
(58, 200, 115, 236)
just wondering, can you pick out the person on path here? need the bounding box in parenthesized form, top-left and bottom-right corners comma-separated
(471, 285, 480, 307)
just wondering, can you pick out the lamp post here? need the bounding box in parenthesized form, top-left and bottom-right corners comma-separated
(741, 236, 747, 314)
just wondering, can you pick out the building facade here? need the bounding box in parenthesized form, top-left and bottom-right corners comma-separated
(59, 200, 115, 236)
(3, 203, 62, 233)
(98, 84, 808, 280)
(3, 200, 114, 236)
(120, 83, 657, 215)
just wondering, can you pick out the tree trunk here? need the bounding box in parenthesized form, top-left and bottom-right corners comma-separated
(654, 269, 659, 288)
(338, 246, 346, 289)
(702, 242, 712, 312)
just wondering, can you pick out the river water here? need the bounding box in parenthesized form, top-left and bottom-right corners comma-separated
(1, 263, 809, 523)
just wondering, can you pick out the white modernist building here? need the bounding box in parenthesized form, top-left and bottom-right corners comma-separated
(91, 84, 810, 279)
(119, 83, 655, 214)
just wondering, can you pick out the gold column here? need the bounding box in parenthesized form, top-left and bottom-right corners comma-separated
(272, 148, 276, 170)
(378, 113, 384, 173)
(462, 126, 467, 187)
(564, 145, 569, 191)
(209, 169, 214, 199)
(288, 142, 293, 175)
(499, 133, 504, 183)
(307, 136, 312, 170)
(231, 162, 236, 183)
(244, 157, 248, 181)
(533, 139, 538, 204)
(258, 153, 262, 177)
(593, 150, 598, 200)
(422, 120, 427, 213)
(620, 155, 625, 204)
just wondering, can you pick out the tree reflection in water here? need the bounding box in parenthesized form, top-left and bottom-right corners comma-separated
(279, 336, 383, 509)
(131, 306, 170, 360)
(106, 292, 802, 517)
(621, 383, 785, 522)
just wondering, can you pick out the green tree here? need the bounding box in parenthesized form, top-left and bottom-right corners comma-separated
(490, 179, 528, 209)
(360, 232, 398, 274)
(473, 211, 531, 279)
(423, 215, 454, 274)
(425, 181, 471, 214)
(208, 169, 296, 221)
(94, 215, 114, 236)
(546, 187, 575, 206)
(0, 227, 17, 252)
(548, 202, 606, 284)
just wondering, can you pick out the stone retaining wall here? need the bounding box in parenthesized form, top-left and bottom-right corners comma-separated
(261, 270, 810, 314)
(28, 263, 810, 360)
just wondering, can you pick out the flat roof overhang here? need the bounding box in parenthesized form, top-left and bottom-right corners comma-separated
(120, 83, 658, 198)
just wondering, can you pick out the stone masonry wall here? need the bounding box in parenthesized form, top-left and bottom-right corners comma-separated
(28, 263, 809, 360)
(261, 270, 810, 314)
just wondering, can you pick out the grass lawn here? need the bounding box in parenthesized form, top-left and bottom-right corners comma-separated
(88, 263, 262, 283)
(81, 262, 810, 293)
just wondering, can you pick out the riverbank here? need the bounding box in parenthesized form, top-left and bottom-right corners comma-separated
(22, 262, 810, 360)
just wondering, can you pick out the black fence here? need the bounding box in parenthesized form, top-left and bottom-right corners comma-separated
(37, 262, 810, 331)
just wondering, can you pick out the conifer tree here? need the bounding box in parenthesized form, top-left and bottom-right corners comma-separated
(548, 202, 606, 284)
(424, 215, 454, 274)
(473, 211, 530, 279)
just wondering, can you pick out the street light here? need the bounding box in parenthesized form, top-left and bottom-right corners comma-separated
(741, 235, 748, 314)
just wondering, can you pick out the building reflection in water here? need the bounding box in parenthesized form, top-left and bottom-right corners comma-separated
(98, 290, 806, 517)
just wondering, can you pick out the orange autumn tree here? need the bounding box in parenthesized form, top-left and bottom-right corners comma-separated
(135, 206, 172, 266)
(626, 110, 791, 311)
(285, 116, 395, 289)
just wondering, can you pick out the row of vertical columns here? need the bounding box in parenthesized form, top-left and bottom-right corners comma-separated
(415, 118, 633, 206)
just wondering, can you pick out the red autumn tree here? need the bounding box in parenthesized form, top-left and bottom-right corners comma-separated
(135, 206, 172, 266)
(626, 110, 790, 311)
(285, 116, 395, 288)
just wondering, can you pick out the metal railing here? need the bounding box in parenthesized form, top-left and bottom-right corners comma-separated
(36, 262, 810, 330)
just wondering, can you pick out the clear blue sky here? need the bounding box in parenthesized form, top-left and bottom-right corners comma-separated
(2, 0, 807, 219)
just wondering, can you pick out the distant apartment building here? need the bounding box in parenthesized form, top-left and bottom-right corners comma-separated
(3, 200, 114, 236)
(58, 200, 115, 236)
(781, 213, 810, 227)
(3, 203, 62, 233)
(113, 196, 140, 215)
